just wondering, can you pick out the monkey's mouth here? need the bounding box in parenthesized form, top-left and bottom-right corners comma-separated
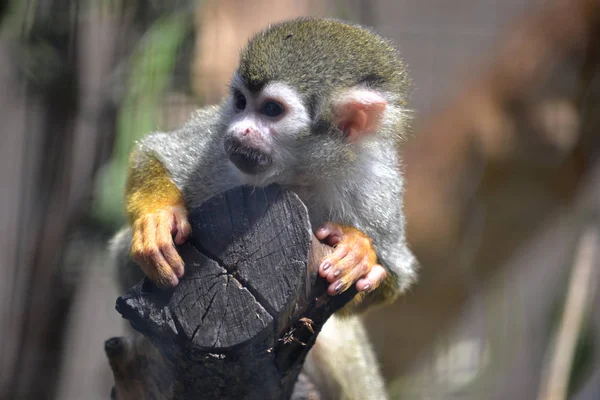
(224, 137, 273, 175)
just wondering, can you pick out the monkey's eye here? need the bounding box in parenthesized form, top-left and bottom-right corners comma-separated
(234, 92, 246, 111)
(261, 100, 285, 118)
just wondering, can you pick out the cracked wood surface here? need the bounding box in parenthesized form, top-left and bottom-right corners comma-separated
(109, 185, 356, 399)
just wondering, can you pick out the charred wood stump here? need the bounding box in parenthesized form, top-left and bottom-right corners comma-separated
(106, 185, 357, 399)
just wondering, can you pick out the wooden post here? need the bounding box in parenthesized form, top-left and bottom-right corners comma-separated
(106, 185, 356, 399)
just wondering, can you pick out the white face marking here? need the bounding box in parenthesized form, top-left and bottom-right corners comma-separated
(259, 82, 311, 139)
(224, 74, 311, 183)
(227, 74, 310, 143)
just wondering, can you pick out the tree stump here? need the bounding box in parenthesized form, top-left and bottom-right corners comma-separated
(106, 185, 357, 399)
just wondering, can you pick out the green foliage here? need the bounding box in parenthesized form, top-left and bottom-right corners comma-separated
(1, 0, 34, 34)
(568, 323, 596, 396)
(92, 12, 191, 230)
(546, 273, 597, 398)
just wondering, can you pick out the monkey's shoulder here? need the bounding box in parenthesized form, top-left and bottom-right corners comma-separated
(183, 105, 224, 130)
(135, 105, 223, 150)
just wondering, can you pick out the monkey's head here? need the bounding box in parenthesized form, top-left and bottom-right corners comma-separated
(222, 17, 411, 186)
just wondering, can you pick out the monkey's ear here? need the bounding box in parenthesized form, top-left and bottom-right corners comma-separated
(332, 89, 387, 142)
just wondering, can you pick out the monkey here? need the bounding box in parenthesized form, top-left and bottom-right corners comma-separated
(110, 17, 417, 399)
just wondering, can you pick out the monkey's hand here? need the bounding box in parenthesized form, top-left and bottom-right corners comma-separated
(315, 223, 387, 296)
(130, 205, 191, 288)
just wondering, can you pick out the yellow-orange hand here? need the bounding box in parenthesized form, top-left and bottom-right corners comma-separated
(130, 205, 191, 288)
(315, 223, 387, 296)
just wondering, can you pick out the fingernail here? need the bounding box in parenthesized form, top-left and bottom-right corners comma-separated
(159, 275, 178, 289)
(334, 282, 343, 293)
(322, 262, 331, 271)
(333, 269, 341, 278)
(362, 284, 372, 292)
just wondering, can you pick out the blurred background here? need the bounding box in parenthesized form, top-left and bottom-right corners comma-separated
(0, 0, 599, 399)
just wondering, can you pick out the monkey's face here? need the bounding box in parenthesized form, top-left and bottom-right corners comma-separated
(223, 73, 393, 187)
(223, 75, 311, 184)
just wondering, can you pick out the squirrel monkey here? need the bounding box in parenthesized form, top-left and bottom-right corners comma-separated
(111, 18, 417, 399)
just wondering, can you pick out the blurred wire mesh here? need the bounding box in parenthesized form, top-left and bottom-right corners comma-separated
(0, 0, 598, 399)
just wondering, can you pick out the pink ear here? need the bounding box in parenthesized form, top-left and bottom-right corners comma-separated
(332, 89, 388, 142)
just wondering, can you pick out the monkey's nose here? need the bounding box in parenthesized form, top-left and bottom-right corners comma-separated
(242, 127, 261, 138)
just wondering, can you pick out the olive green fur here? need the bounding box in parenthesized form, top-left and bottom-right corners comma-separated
(238, 17, 410, 107)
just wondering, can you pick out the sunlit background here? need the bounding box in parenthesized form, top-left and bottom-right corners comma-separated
(0, 0, 598, 399)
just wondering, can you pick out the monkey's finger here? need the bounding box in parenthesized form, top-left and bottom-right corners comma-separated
(156, 212, 185, 278)
(172, 207, 191, 245)
(325, 244, 367, 283)
(315, 222, 343, 246)
(130, 217, 152, 267)
(135, 216, 179, 288)
(327, 255, 371, 295)
(143, 218, 179, 287)
(139, 254, 179, 288)
(319, 243, 351, 278)
(355, 264, 387, 293)
(315, 222, 343, 240)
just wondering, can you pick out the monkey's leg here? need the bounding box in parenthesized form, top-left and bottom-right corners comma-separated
(303, 315, 388, 400)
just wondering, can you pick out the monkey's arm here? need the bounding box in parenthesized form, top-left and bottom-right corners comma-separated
(119, 107, 239, 287)
(125, 146, 191, 287)
(313, 156, 417, 316)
